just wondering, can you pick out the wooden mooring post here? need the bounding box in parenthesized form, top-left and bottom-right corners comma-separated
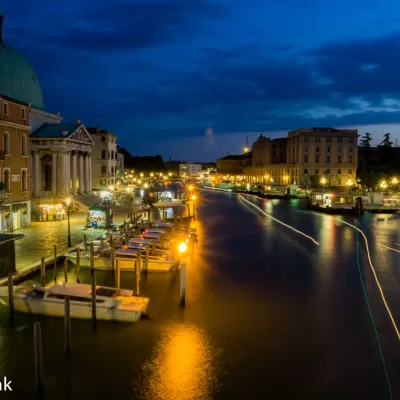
(64, 257, 68, 283)
(90, 243, 97, 330)
(8, 271, 14, 321)
(76, 248, 80, 283)
(179, 261, 186, 306)
(110, 241, 115, 276)
(136, 251, 141, 296)
(115, 259, 120, 289)
(53, 245, 57, 283)
(144, 245, 149, 273)
(40, 257, 46, 287)
(34, 322, 44, 391)
(64, 296, 71, 354)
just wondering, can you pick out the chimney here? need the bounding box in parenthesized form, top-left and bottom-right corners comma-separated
(0, 12, 3, 42)
(75, 119, 81, 124)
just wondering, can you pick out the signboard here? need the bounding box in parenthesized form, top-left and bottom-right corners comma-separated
(11, 175, 20, 182)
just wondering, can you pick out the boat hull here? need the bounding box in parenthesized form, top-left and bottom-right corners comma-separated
(0, 295, 148, 322)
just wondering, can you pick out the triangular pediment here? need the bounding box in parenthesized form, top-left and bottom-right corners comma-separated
(69, 125, 95, 145)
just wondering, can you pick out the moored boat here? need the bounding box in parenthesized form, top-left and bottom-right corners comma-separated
(0, 283, 149, 322)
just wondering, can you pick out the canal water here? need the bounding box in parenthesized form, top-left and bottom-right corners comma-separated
(1, 189, 400, 399)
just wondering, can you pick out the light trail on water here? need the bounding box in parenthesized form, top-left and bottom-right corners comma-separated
(379, 244, 400, 254)
(297, 210, 400, 341)
(238, 195, 320, 246)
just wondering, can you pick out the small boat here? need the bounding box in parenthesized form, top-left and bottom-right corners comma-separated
(0, 283, 149, 322)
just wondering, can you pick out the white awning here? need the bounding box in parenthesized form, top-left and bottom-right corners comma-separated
(153, 201, 186, 208)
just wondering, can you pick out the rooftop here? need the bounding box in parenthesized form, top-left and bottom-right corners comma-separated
(218, 152, 252, 161)
(31, 122, 81, 138)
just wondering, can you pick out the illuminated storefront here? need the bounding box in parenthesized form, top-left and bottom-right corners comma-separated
(36, 203, 66, 222)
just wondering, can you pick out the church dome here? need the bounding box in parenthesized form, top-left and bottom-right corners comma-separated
(0, 14, 44, 109)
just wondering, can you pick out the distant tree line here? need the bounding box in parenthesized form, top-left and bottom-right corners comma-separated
(357, 132, 400, 187)
(118, 147, 166, 172)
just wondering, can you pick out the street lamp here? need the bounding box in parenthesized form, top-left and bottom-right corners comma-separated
(346, 179, 353, 193)
(391, 177, 398, 192)
(380, 181, 388, 192)
(191, 194, 197, 219)
(178, 241, 187, 305)
(126, 187, 132, 222)
(65, 197, 72, 247)
(320, 177, 327, 188)
(188, 185, 194, 192)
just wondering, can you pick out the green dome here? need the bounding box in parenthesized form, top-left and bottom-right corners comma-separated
(0, 15, 44, 109)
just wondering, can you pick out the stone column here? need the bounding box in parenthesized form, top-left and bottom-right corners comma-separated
(34, 151, 41, 197)
(65, 152, 70, 196)
(79, 153, 85, 194)
(85, 154, 92, 193)
(57, 152, 65, 195)
(52, 151, 57, 196)
(71, 152, 77, 195)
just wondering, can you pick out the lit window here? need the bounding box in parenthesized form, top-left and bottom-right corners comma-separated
(338, 137, 343, 144)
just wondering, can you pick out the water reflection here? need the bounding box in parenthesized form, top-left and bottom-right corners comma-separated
(146, 324, 215, 400)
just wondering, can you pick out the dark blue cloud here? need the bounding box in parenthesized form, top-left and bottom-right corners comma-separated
(2, 0, 400, 160)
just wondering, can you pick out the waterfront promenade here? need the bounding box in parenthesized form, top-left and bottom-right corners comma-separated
(13, 212, 128, 271)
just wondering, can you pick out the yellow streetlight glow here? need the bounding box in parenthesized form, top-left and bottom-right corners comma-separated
(168, 172, 172, 177)
(392, 178, 398, 185)
(108, 185, 114, 191)
(150, 172, 154, 177)
(243, 146, 249, 153)
(191, 195, 196, 201)
(144, 183, 149, 189)
(320, 177, 327, 185)
(138, 179, 142, 184)
(127, 187, 132, 193)
(380, 181, 387, 189)
(346, 179, 353, 186)
(140, 173, 144, 177)
(188, 185, 194, 191)
(178, 242, 188, 253)
(65, 197, 72, 206)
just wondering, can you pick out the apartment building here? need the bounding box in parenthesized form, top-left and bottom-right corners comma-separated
(87, 127, 118, 191)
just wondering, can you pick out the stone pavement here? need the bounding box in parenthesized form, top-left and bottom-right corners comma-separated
(14, 212, 127, 271)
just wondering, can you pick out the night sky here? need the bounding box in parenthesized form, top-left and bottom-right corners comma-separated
(3, 1, 400, 161)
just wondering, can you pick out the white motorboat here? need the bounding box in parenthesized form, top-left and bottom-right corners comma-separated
(66, 246, 176, 272)
(0, 283, 149, 322)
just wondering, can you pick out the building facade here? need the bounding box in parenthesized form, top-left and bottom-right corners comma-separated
(179, 163, 202, 178)
(87, 127, 117, 191)
(216, 153, 252, 180)
(116, 151, 124, 179)
(30, 122, 94, 199)
(244, 128, 358, 187)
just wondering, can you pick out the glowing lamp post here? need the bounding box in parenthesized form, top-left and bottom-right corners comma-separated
(191, 194, 197, 220)
(320, 177, 327, 188)
(391, 177, 398, 192)
(178, 241, 188, 306)
(380, 181, 388, 192)
(346, 179, 353, 193)
(65, 197, 72, 247)
(127, 187, 132, 222)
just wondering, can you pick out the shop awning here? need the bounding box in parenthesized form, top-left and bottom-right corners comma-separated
(152, 201, 186, 208)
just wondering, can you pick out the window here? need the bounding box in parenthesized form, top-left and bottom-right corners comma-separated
(101, 150, 106, 159)
(315, 136, 320, 143)
(316, 146, 320, 152)
(326, 169, 331, 174)
(326, 137, 332, 143)
(338, 137, 343, 144)
(304, 146, 308, 153)
(304, 169, 308, 175)
(316, 156, 319, 163)
(3, 169, 10, 192)
(304, 136, 309, 143)
(3, 132, 9, 154)
(3, 102, 8, 115)
(337, 178, 341, 185)
(349, 146, 353, 153)
(21, 169, 27, 192)
(21, 134, 27, 156)
(327, 145, 331, 153)
(338, 156, 342, 163)
(304, 155, 308, 162)
(338, 169, 342, 175)
(315, 169, 319, 175)
(101, 136, 105, 142)
(21, 107, 26, 120)
(100, 179, 106, 185)
(348, 169, 352, 174)
(348, 137, 354, 144)
(327, 156, 330, 163)
(101, 165, 107, 174)
(338, 146, 342, 152)
(349, 156, 353, 163)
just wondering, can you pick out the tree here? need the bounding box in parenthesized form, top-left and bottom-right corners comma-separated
(360, 132, 372, 148)
(379, 133, 393, 147)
